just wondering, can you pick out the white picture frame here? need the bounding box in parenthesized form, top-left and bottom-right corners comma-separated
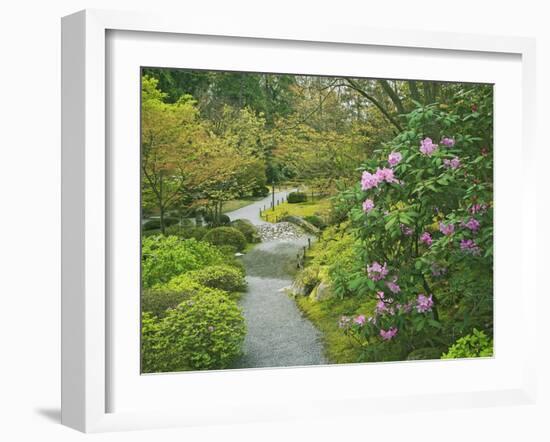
(61, 9, 537, 433)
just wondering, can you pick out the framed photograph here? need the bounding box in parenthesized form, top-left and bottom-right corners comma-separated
(61, 9, 537, 433)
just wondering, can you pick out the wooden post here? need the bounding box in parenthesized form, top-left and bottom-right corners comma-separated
(308, 238, 311, 249)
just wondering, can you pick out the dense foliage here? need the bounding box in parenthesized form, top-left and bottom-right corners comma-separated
(141, 68, 494, 369)
(141, 289, 246, 372)
(142, 236, 226, 288)
(319, 87, 493, 361)
(202, 226, 247, 252)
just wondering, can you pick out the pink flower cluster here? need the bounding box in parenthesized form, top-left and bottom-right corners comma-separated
(386, 278, 401, 294)
(439, 222, 455, 236)
(416, 294, 434, 313)
(367, 261, 388, 281)
(443, 157, 461, 169)
(380, 327, 398, 340)
(469, 203, 488, 214)
(460, 239, 481, 256)
(388, 151, 402, 167)
(354, 315, 366, 326)
(420, 231, 433, 246)
(420, 137, 438, 156)
(462, 218, 481, 232)
(362, 198, 374, 213)
(361, 167, 398, 191)
(440, 137, 455, 148)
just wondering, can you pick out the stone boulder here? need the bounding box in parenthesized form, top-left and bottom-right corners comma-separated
(280, 215, 320, 236)
(309, 281, 334, 302)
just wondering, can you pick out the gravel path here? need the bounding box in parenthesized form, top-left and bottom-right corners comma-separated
(232, 237, 326, 369)
(225, 188, 296, 225)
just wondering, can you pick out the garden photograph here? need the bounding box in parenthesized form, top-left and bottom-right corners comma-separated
(140, 68, 494, 373)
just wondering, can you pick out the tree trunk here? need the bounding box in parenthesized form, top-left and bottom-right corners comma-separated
(159, 173, 165, 234)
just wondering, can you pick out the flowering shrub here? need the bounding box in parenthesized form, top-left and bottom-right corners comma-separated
(141, 290, 246, 372)
(336, 87, 493, 360)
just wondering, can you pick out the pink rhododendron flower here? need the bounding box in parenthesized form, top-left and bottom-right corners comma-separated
(386, 279, 401, 294)
(420, 137, 438, 156)
(462, 218, 481, 232)
(420, 231, 433, 246)
(416, 294, 434, 313)
(469, 203, 488, 214)
(367, 262, 389, 281)
(380, 327, 398, 340)
(361, 171, 381, 190)
(388, 151, 402, 167)
(375, 167, 398, 184)
(460, 239, 481, 256)
(362, 198, 374, 213)
(443, 157, 461, 169)
(354, 315, 366, 326)
(440, 137, 455, 148)
(439, 222, 455, 236)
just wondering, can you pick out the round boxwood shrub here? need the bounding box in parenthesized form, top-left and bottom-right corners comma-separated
(287, 191, 307, 204)
(252, 186, 270, 197)
(143, 217, 179, 231)
(202, 212, 230, 226)
(203, 226, 247, 252)
(304, 215, 326, 230)
(141, 290, 246, 372)
(141, 236, 225, 288)
(230, 219, 261, 243)
(142, 275, 227, 318)
(186, 265, 247, 292)
(143, 219, 161, 231)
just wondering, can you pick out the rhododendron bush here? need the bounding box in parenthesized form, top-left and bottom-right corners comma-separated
(335, 87, 493, 361)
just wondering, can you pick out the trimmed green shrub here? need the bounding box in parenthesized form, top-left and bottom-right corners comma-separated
(164, 225, 208, 241)
(143, 219, 161, 231)
(141, 236, 225, 288)
(252, 186, 270, 197)
(203, 227, 247, 252)
(141, 290, 246, 372)
(186, 265, 247, 292)
(143, 217, 179, 231)
(231, 219, 261, 243)
(287, 191, 307, 203)
(218, 214, 231, 225)
(304, 215, 326, 230)
(202, 212, 230, 226)
(142, 275, 227, 318)
(441, 329, 493, 359)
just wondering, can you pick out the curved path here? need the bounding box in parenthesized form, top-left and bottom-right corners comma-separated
(225, 195, 327, 369)
(225, 188, 296, 225)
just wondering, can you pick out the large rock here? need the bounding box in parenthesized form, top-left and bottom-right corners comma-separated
(309, 281, 334, 302)
(280, 215, 320, 235)
(287, 279, 307, 296)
